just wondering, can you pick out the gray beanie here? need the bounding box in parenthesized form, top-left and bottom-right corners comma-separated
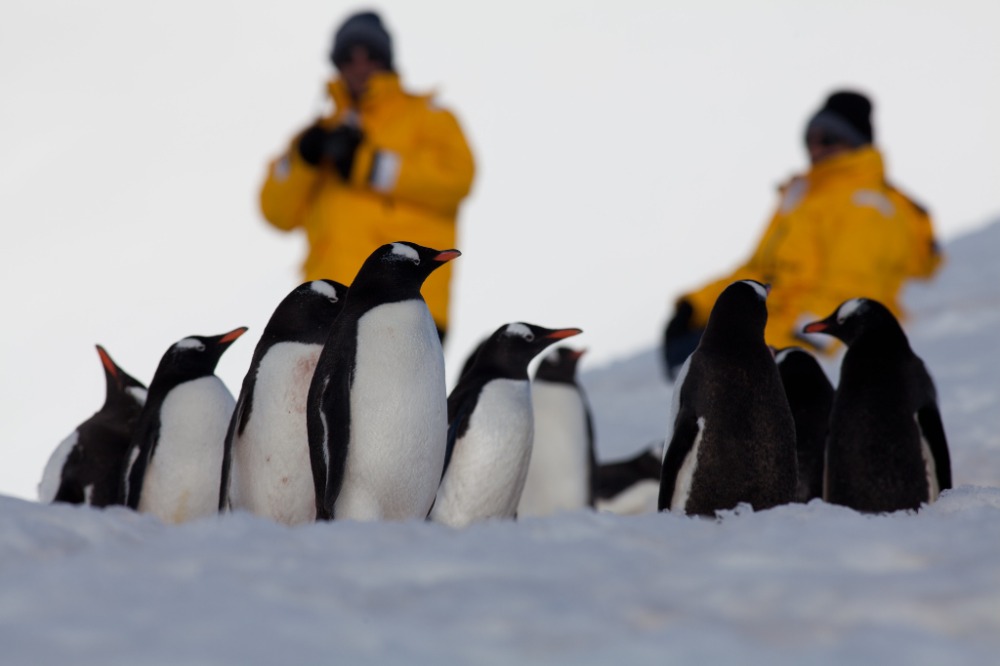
(330, 11, 393, 70)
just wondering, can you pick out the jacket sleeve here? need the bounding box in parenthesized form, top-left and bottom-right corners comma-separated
(892, 187, 943, 279)
(259, 133, 325, 232)
(350, 106, 475, 215)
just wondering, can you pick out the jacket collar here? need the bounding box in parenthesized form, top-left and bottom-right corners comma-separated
(327, 71, 403, 115)
(806, 145, 885, 188)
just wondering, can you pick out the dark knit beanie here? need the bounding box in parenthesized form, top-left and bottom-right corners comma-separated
(330, 11, 393, 70)
(805, 90, 874, 148)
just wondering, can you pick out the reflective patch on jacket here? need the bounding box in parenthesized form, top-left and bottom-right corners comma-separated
(852, 189, 895, 217)
(779, 178, 808, 213)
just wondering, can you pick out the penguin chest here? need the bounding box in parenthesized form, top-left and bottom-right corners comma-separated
(518, 382, 590, 516)
(140, 377, 234, 523)
(232, 342, 321, 524)
(336, 301, 448, 521)
(433, 379, 534, 527)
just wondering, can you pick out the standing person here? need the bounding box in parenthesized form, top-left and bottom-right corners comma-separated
(260, 10, 476, 342)
(662, 90, 942, 378)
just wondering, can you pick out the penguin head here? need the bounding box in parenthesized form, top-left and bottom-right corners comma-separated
(802, 298, 899, 346)
(95, 345, 147, 409)
(264, 280, 348, 345)
(352, 242, 461, 298)
(154, 327, 247, 383)
(533, 346, 586, 384)
(474, 323, 583, 380)
(774, 346, 833, 390)
(703, 280, 770, 344)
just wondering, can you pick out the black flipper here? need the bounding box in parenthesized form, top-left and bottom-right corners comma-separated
(917, 403, 952, 492)
(658, 406, 700, 512)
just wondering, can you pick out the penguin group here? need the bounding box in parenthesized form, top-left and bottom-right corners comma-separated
(42, 260, 953, 525)
(42, 241, 601, 527)
(659, 280, 952, 517)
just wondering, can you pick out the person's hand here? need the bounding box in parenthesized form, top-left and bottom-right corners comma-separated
(297, 124, 364, 180)
(662, 299, 702, 381)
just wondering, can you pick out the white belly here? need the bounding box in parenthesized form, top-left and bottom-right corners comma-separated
(139, 376, 234, 523)
(431, 379, 534, 528)
(232, 342, 320, 525)
(518, 382, 590, 517)
(334, 301, 448, 521)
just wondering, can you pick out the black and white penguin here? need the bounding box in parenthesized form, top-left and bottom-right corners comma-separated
(592, 442, 663, 515)
(430, 322, 582, 528)
(659, 280, 797, 516)
(774, 346, 834, 503)
(38, 345, 147, 507)
(220, 280, 347, 524)
(517, 346, 596, 517)
(307, 241, 459, 521)
(803, 298, 952, 512)
(123, 327, 246, 523)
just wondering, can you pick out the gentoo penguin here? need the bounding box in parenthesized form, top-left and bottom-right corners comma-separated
(775, 346, 834, 502)
(658, 280, 797, 516)
(220, 280, 347, 524)
(592, 442, 663, 515)
(38, 345, 147, 507)
(430, 322, 582, 528)
(123, 327, 246, 523)
(307, 241, 459, 521)
(517, 346, 597, 517)
(803, 298, 952, 512)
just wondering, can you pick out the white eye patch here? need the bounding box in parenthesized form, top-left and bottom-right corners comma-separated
(837, 298, 865, 323)
(504, 323, 534, 341)
(310, 281, 339, 301)
(739, 280, 769, 300)
(175, 338, 205, 352)
(389, 243, 420, 263)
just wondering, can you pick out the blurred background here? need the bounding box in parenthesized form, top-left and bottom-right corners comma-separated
(2, 0, 998, 500)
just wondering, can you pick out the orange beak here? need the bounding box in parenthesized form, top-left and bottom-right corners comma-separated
(434, 250, 462, 263)
(96, 345, 118, 379)
(546, 328, 583, 340)
(220, 327, 248, 344)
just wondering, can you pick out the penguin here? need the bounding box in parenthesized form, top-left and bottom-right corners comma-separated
(802, 298, 952, 512)
(517, 346, 597, 517)
(658, 280, 797, 516)
(774, 346, 834, 503)
(430, 322, 582, 528)
(307, 241, 459, 521)
(592, 442, 663, 515)
(123, 327, 246, 523)
(220, 280, 347, 524)
(38, 345, 147, 507)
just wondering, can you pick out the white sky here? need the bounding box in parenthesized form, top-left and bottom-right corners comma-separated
(2, 1, 999, 500)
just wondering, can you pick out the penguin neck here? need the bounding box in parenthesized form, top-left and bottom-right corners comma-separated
(348, 277, 422, 311)
(701, 323, 765, 356)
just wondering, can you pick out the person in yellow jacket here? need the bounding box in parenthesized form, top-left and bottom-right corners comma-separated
(663, 90, 941, 378)
(260, 11, 475, 341)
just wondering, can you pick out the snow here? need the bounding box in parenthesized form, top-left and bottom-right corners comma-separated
(3, 2, 1000, 661)
(2, 219, 1000, 663)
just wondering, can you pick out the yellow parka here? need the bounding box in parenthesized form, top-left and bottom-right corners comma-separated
(260, 72, 476, 331)
(683, 146, 941, 351)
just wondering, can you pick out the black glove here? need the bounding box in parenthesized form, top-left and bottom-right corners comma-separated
(662, 299, 703, 381)
(297, 124, 363, 180)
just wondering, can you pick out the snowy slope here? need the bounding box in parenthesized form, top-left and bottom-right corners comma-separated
(1, 220, 999, 664)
